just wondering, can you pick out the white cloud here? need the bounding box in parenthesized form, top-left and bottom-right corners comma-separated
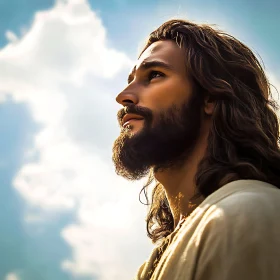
(0, 0, 152, 279)
(24, 213, 43, 223)
(5, 31, 19, 43)
(5, 273, 20, 280)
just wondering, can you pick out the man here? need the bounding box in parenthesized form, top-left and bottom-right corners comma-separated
(112, 19, 280, 280)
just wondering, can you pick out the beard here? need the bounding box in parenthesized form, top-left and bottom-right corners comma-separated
(112, 92, 203, 180)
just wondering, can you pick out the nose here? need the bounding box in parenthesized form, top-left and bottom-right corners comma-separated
(116, 85, 139, 106)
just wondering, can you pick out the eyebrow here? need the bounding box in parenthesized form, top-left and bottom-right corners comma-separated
(127, 60, 173, 84)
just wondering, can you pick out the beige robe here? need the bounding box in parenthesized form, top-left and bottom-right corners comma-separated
(134, 179, 280, 280)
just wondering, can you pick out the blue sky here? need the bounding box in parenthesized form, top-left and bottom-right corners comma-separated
(0, 1, 279, 280)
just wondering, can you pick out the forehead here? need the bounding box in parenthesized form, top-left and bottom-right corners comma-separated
(135, 40, 187, 73)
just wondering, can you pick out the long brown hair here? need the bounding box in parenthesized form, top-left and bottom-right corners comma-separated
(139, 19, 280, 244)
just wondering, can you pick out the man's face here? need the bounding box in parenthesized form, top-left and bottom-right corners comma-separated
(112, 40, 204, 180)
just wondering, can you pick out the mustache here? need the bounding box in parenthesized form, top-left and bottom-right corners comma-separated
(117, 104, 153, 126)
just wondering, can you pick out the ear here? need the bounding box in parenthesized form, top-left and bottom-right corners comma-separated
(204, 95, 215, 116)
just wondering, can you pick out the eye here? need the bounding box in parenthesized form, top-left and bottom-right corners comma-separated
(148, 70, 165, 81)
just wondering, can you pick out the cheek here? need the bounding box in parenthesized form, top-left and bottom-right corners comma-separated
(142, 78, 192, 110)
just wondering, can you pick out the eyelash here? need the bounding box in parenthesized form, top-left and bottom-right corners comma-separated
(148, 70, 165, 81)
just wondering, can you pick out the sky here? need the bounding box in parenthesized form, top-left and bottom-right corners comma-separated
(0, 0, 279, 279)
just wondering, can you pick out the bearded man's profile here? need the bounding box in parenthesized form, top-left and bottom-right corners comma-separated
(112, 19, 280, 280)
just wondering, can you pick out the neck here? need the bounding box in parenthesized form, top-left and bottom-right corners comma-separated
(154, 126, 209, 228)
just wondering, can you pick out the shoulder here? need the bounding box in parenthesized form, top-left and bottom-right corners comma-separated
(197, 180, 280, 241)
(216, 180, 280, 219)
(190, 181, 280, 280)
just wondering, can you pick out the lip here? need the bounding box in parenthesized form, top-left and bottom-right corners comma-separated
(122, 113, 144, 127)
